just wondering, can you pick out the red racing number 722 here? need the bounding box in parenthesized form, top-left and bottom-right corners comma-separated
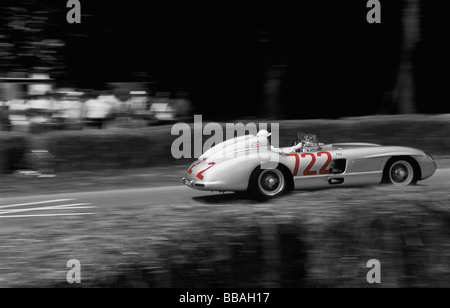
(287, 152, 332, 176)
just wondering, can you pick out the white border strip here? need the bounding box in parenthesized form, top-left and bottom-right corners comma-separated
(0, 204, 94, 215)
(0, 199, 75, 210)
(0, 213, 96, 218)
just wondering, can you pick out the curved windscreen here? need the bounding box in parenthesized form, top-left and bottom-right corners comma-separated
(297, 133, 318, 146)
(297, 132, 321, 152)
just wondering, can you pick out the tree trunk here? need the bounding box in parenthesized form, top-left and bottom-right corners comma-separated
(259, 30, 286, 119)
(263, 65, 285, 119)
(395, 0, 421, 114)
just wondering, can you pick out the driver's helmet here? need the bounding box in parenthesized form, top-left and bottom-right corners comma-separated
(257, 130, 272, 138)
(255, 130, 271, 148)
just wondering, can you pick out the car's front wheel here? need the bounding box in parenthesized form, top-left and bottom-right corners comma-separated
(248, 167, 287, 201)
(385, 158, 417, 186)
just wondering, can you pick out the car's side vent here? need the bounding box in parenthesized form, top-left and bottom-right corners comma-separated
(330, 159, 347, 174)
(328, 178, 344, 185)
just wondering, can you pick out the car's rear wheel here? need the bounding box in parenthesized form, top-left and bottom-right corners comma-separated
(248, 167, 287, 201)
(385, 159, 417, 186)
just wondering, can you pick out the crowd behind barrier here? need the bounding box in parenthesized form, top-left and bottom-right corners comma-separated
(0, 90, 193, 132)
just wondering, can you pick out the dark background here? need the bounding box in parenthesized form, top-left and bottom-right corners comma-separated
(1, 0, 449, 119)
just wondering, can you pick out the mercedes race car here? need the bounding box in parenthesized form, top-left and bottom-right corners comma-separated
(182, 131, 437, 200)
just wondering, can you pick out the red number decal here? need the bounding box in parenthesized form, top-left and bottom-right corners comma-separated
(286, 154, 300, 176)
(188, 158, 205, 174)
(318, 152, 332, 174)
(301, 153, 317, 175)
(196, 162, 215, 180)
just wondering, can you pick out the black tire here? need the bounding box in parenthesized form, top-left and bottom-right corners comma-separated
(248, 166, 287, 201)
(383, 157, 418, 186)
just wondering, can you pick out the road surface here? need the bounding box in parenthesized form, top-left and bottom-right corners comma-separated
(1, 168, 449, 228)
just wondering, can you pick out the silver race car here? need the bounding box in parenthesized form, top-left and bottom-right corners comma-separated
(182, 131, 437, 200)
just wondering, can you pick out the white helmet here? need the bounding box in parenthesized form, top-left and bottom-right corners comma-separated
(257, 130, 272, 138)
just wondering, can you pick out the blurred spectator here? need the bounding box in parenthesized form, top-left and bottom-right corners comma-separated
(54, 93, 83, 129)
(149, 92, 175, 122)
(128, 91, 150, 119)
(66, 95, 83, 123)
(8, 99, 29, 132)
(170, 91, 193, 121)
(98, 91, 121, 115)
(0, 100, 11, 131)
(51, 92, 66, 128)
(83, 92, 113, 129)
(116, 92, 132, 115)
(27, 94, 53, 125)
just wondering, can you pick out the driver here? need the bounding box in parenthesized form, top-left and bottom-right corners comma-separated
(257, 130, 304, 154)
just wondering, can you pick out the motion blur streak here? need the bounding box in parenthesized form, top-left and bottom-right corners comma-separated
(1, 0, 449, 289)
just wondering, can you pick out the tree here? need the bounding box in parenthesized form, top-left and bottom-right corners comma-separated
(0, 1, 65, 78)
(258, 30, 287, 119)
(394, 0, 421, 114)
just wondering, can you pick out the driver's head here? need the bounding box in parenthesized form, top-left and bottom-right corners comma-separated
(257, 130, 272, 138)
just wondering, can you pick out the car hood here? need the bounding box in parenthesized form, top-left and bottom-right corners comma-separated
(328, 143, 382, 149)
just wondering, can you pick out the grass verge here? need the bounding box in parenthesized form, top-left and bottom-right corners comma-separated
(1, 184, 449, 288)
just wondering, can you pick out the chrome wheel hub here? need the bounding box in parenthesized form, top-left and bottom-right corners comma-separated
(258, 169, 285, 196)
(389, 161, 414, 186)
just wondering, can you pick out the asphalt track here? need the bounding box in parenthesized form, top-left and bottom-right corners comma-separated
(0, 168, 449, 228)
